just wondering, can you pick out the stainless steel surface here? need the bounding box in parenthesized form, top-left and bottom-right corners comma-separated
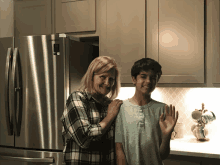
(192, 124, 209, 140)
(191, 103, 216, 141)
(201, 111, 216, 124)
(0, 34, 98, 164)
(5, 47, 13, 136)
(0, 155, 54, 163)
(0, 37, 14, 146)
(13, 35, 64, 150)
(0, 147, 63, 165)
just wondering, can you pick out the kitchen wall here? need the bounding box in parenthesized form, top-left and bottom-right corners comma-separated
(116, 87, 220, 140)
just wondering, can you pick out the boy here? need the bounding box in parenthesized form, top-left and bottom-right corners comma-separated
(115, 58, 179, 165)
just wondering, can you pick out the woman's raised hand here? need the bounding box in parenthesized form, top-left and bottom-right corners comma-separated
(107, 99, 123, 118)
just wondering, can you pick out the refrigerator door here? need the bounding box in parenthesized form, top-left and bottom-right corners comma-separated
(13, 35, 64, 150)
(0, 147, 63, 165)
(0, 37, 14, 147)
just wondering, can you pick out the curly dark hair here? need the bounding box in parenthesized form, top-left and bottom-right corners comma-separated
(131, 58, 162, 81)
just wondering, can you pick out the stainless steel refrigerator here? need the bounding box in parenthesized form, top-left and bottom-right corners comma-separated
(0, 34, 99, 165)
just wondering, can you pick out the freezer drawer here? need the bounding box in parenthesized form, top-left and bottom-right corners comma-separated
(0, 147, 63, 165)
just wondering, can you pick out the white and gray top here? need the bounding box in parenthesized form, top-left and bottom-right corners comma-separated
(115, 99, 168, 165)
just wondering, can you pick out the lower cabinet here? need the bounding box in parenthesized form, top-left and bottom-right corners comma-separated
(163, 155, 220, 165)
(163, 155, 202, 165)
(201, 158, 220, 165)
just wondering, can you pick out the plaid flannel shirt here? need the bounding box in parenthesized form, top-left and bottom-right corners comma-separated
(60, 91, 116, 165)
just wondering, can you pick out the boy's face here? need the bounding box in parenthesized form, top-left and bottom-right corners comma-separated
(132, 70, 158, 96)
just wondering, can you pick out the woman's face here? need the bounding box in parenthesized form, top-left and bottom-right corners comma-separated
(92, 68, 116, 96)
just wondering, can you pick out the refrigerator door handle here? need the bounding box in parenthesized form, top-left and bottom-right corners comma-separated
(11, 47, 22, 137)
(0, 155, 54, 163)
(5, 47, 13, 135)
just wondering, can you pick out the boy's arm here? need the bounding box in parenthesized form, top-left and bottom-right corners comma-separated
(159, 104, 178, 160)
(116, 143, 127, 165)
(159, 133, 171, 160)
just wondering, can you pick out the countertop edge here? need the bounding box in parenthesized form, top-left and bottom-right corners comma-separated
(170, 149, 220, 159)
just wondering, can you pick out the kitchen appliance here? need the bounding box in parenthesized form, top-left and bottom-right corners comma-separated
(191, 103, 216, 141)
(0, 34, 98, 164)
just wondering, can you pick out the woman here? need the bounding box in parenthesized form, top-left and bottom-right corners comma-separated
(60, 56, 123, 165)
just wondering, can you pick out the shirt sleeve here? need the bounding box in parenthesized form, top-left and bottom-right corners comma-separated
(115, 107, 123, 143)
(61, 92, 103, 149)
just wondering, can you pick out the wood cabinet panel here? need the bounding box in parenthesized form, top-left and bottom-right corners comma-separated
(201, 158, 220, 165)
(164, 155, 202, 165)
(147, 0, 204, 84)
(55, 0, 96, 33)
(159, 0, 204, 83)
(0, 0, 14, 38)
(103, 0, 145, 83)
(164, 159, 201, 165)
(14, 0, 52, 37)
(210, 0, 220, 83)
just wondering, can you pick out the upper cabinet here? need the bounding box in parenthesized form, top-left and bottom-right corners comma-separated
(55, 0, 96, 34)
(210, 0, 220, 84)
(100, 0, 145, 83)
(148, 0, 205, 84)
(160, 0, 204, 83)
(0, 0, 14, 38)
(100, 0, 205, 84)
(14, 0, 52, 37)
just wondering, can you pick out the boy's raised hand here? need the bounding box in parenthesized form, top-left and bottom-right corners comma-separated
(159, 104, 179, 139)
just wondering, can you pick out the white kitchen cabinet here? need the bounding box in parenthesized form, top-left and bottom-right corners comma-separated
(14, 0, 52, 37)
(100, 0, 145, 83)
(147, 0, 204, 84)
(0, 0, 14, 38)
(55, 0, 96, 34)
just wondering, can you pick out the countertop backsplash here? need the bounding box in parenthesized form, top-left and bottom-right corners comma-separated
(116, 87, 220, 140)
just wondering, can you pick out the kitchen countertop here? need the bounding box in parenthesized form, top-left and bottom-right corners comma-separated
(170, 135, 220, 159)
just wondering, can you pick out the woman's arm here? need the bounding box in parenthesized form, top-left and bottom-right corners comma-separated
(61, 92, 122, 149)
(116, 143, 127, 165)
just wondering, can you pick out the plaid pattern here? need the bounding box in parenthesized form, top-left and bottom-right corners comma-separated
(60, 91, 116, 165)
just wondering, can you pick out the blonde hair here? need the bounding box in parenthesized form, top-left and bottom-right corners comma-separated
(78, 56, 121, 99)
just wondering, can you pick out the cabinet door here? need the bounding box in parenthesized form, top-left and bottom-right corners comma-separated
(163, 155, 202, 165)
(147, 0, 204, 83)
(14, 0, 52, 37)
(103, 0, 145, 83)
(55, 0, 96, 33)
(0, 0, 14, 38)
(163, 159, 201, 165)
(202, 158, 220, 165)
(210, 0, 220, 83)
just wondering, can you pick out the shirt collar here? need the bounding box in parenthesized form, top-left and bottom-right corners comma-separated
(85, 91, 112, 105)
